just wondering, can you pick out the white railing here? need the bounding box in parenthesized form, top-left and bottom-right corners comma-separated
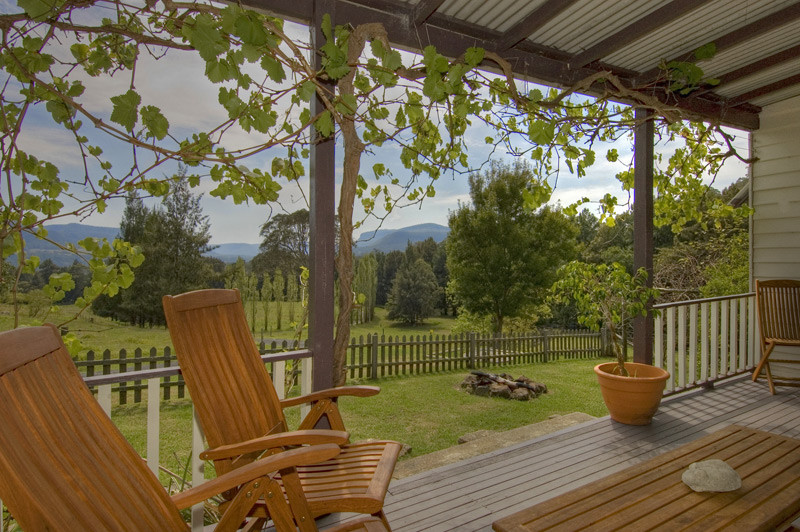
(654, 293, 757, 394)
(0, 350, 313, 532)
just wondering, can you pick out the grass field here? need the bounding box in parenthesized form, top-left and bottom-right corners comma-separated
(110, 356, 609, 482)
(0, 302, 459, 357)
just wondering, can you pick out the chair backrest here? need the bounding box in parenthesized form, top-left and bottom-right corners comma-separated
(162, 289, 286, 470)
(0, 325, 188, 532)
(756, 279, 800, 342)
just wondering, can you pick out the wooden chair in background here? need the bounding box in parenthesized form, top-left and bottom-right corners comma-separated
(163, 289, 401, 530)
(752, 279, 800, 394)
(0, 324, 387, 532)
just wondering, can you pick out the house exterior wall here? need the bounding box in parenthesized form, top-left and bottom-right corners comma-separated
(751, 94, 800, 281)
(751, 94, 800, 376)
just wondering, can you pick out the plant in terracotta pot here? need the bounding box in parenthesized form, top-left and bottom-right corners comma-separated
(551, 261, 669, 425)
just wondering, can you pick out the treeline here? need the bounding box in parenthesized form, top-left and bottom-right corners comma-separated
(10, 163, 748, 336)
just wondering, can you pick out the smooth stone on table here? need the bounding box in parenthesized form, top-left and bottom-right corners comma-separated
(681, 459, 742, 492)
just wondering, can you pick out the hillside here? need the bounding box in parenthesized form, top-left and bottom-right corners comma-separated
(13, 222, 448, 265)
(354, 223, 449, 255)
(20, 224, 119, 266)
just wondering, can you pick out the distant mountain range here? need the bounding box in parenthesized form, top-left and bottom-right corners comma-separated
(14, 222, 449, 266)
(355, 223, 449, 256)
(19, 224, 120, 266)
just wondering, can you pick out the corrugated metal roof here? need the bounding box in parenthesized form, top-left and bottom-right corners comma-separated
(696, 22, 800, 77)
(606, 0, 794, 71)
(439, 0, 543, 33)
(716, 56, 800, 96)
(527, 0, 664, 55)
(752, 84, 800, 106)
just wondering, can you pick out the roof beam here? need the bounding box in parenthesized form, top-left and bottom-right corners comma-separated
(729, 72, 800, 105)
(570, 0, 710, 68)
(638, 2, 800, 83)
(413, 0, 445, 25)
(496, 0, 579, 51)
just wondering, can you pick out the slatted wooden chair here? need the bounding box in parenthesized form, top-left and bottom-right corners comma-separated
(752, 279, 800, 394)
(163, 289, 401, 530)
(0, 324, 388, 532)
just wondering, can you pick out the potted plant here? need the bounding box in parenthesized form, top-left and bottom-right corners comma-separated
(552, 261, 669, 425)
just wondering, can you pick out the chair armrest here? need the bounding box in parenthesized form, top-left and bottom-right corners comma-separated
(171, 444, 341, 510)
(199, 429, 350, 461)
(280, 385, 380, 408)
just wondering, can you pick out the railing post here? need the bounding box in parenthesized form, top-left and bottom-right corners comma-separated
(190, 407, 205, 532)
(273, 361, 286, 399)
(146, 377, 160, 477)
(371, 334, 379, 379)
(98, 383, 112, 417)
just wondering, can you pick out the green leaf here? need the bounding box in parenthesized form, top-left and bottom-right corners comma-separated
(321, 13, 333, 41)
(314, 110, 334, 137)
(109, 90, 141, 133)
(464, 47, 484, 67)
(17, 0, 62, 21)
(185, 14, 228, 61)
(694, 42, 716, 61)
(335, 93, 357, 116)
(298, 80, 316, 102)
(261, 55, 285, 83)
(140, 106, 169, 140)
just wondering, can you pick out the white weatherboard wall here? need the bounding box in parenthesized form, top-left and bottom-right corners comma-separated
(751, 93, 800, 376)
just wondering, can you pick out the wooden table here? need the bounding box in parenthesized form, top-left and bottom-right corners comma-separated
(492, 425, 800, 532)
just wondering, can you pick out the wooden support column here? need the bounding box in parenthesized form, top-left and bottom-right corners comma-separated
(309, 0, 336, 391)
(633, 108, 654, 365)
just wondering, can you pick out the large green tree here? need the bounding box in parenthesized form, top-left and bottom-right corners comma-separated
(94, 179, 214, 325)
(251, 209, 309, 277)
(447, 161, 577, 333)
(386, 258, 439, 325)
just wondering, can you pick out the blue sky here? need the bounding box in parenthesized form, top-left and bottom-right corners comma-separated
(6, 10, 750, 245)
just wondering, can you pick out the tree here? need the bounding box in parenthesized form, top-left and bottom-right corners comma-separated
(94, 179, 214, 325)
(447, 161, 578, 333)
(376, 250, 405, 306)
(251, 209, 309, 277)
(386, 259, 439, 324)
(352, 253, 378, 322)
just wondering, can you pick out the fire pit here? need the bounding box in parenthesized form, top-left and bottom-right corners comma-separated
(460, 370, 547, 401)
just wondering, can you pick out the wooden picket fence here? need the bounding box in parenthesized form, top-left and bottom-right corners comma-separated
(75, 329, 604, 404)
(347, 328, 605, 379)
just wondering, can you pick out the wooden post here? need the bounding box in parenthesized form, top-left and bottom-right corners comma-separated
(633, 107, 655, 365)
(134, 348, 142, 403)
(468, 332, 476, 369)
(308, 0, 336, 392)
(542, 329, 550, 363)
(119, 348, 127, 405)
(371, 333, 379, 380)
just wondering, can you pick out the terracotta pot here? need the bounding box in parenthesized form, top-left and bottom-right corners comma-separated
(594, 362, 670, 425)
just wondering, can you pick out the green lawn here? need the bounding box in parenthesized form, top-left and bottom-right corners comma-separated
(111, 356, 609, 482)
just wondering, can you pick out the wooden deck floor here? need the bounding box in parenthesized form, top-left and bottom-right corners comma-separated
(379, 376, 800, 532)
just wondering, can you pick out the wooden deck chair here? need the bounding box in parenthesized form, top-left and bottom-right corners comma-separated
(0, 324, 388, 532)
(163, 289, 401, 530)
(752, 279, 800, 394)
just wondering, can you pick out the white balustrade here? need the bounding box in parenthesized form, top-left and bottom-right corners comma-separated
(654, 293, 756, 394)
